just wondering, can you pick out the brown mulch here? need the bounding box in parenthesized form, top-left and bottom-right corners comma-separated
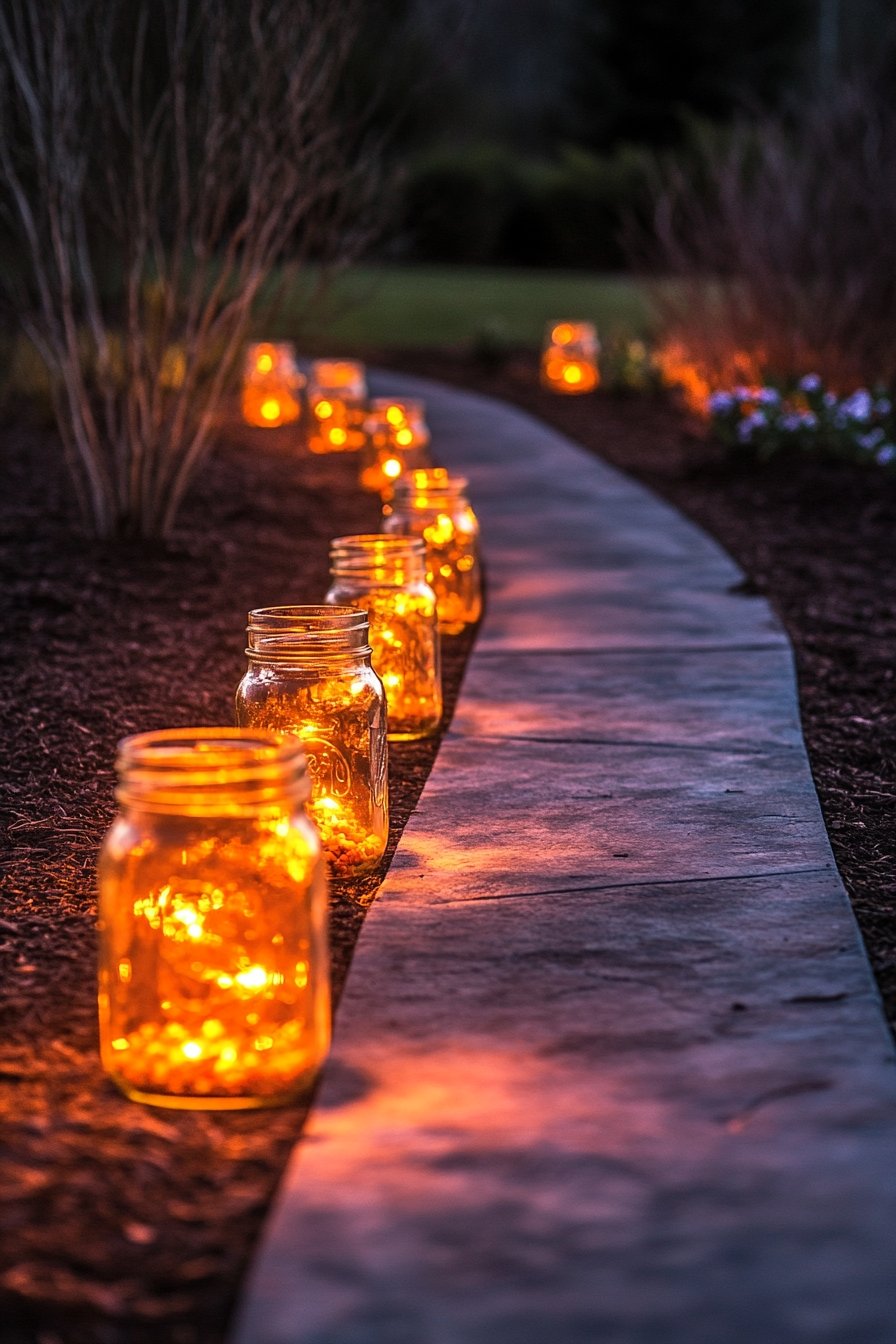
(383, 345, 896, 1021)
(0, 410, 473, 1344)
(3, 352, 895, 1343)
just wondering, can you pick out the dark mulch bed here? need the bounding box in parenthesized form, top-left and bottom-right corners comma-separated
(383, 346, 896, 1023)
(0, 412, 473, 1344)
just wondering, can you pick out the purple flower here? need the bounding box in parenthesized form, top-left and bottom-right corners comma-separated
(840, 389, 873, 422)
(737, 411, 766, 442)
(875, 398, 892, 416)
(798, 373, 822, 393)
(875, 444, 896, 466)
(708, 390, 735, 414)
(756, 387, 781, 406)
(858, 428, 886, 452)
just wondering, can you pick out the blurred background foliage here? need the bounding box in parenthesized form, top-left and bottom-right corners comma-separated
(370, 0, 896, 272)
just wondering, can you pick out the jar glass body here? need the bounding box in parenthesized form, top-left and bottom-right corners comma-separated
(306, 360, 368, 453)
(359, 399, 432, 494)
(326, 539, 442, 741)
(97, 731, 329, 1110)
(540, 320, 600, 394)
(235, 609, 388, 876)
(383, 471, 482, 634)
(242, 342, 304, 427)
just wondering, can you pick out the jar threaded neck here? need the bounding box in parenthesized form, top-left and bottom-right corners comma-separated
(329, 534, 427, 583)
(246, 605, 371, 663)
(115, 728, 309, 814)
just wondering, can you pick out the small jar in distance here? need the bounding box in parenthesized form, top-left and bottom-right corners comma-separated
(359, 398, 431, 494)
(97, 729, 330, 1110)
(306, 359, 368, 454)
(235, 606, 388, 877)
(326, 535, 442, 740)
(382, 468, 482, 634)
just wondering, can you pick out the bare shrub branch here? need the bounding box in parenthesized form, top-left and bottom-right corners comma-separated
(633, 84, 896, 390)
(0, 0, 383, 538)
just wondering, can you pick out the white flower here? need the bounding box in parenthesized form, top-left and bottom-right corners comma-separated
(875, 443, 896, 465)
(798, 373, 822, 393)
(708, 390, 735, 414)
(840, 389, 873, 422)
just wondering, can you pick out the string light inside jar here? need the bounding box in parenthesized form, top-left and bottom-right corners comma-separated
(97, 729, 330, 1109)
(382, 468, 482, 634)
(326, 535, 442, 740)
(540, 321, 600, 394)
(235, 606, 388, 878)
(242, 342, 304, 427)
(306, 360, 368, 453)
(359, 398, 432, 494)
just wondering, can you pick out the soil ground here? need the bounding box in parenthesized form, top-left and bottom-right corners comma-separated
(2, 356, 894, 1343)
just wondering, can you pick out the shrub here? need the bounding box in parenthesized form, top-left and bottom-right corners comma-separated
(0, 0, 379, 539)
(401, 141, 654, 270)
(639, 85, 896, 391)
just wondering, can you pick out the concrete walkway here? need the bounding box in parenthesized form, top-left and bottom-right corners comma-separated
(232, 376, 896, 1344)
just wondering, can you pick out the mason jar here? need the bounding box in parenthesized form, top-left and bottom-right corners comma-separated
(382, 468, 482, 635)
(359, 398, 432, 494)
(326, 535, 442, 740)
(97, 728, 330, 1110)
(235, 606, 388, 877)
(241, 342, 304, 427)
(306, 359, 368, 454)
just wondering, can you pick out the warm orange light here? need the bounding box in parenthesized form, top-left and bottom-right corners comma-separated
(328, 426, 348, 447)
(242, 343, 303, 427)
(97, 730, 330, 1110)
(382, 470, 482, 635)
(236, 608, 389, 878)
(540, 321, 600, 395)
(359, 398, 431, 494)
(315, 399, 333, 420)
(327, 537, 442, 741)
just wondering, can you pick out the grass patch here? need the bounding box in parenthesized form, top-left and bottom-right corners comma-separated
(269, 265, 656, 351)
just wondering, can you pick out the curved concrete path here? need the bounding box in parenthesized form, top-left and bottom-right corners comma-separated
(233, 376, 896, 1344)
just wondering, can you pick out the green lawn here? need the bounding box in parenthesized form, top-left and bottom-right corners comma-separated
(271, 265, 655, 350)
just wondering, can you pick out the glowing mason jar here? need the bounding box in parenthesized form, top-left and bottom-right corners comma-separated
(382, 468, 482, 634)
(242, 342, 304, 427)
(235, 606, 388, 877)
(540, 320, 600, 394)
(359, 399, 432, 494)
(307, 359, 368, 454)
(326, 535, 442, 741)
(97, 729, 329, 1110)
